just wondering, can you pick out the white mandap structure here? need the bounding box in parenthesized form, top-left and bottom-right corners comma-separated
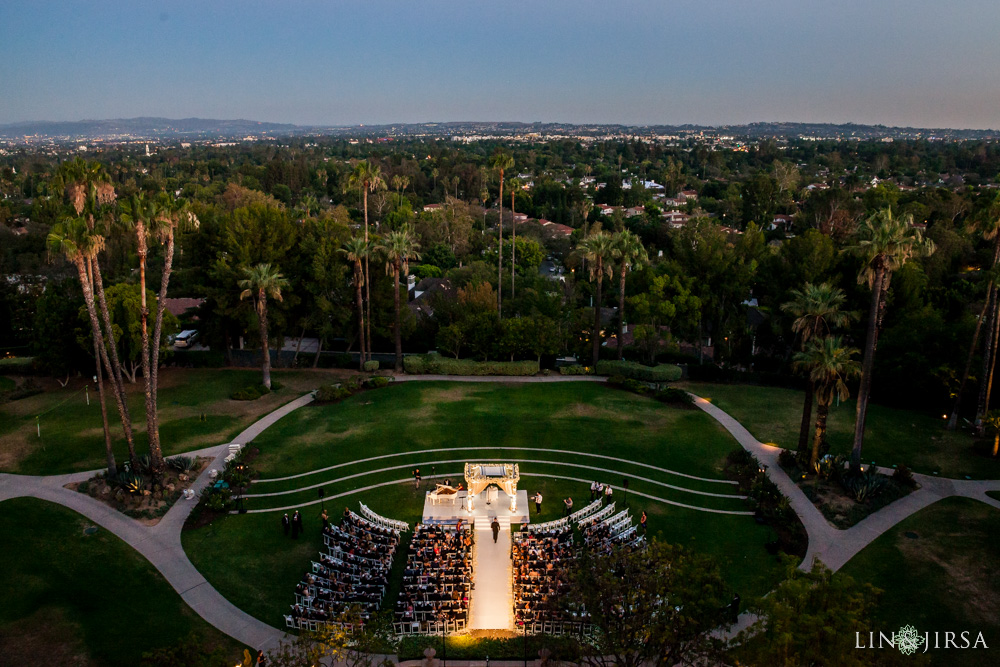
(464, 462, 519, 513)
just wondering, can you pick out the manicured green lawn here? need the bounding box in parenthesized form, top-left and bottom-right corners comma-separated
(840, 497, 1000, 666)
(0, 497, 243, 666)
(0, 367, 348, 475)
(184, 381, 787, 629)
(679, 382, 999, 479)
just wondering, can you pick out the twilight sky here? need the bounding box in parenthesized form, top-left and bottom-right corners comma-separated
(2, 0, 999, 129)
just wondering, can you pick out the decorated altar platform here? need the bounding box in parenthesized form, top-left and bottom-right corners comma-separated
(421, 489, 530, 525)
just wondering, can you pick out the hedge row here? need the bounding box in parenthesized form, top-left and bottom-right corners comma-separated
(403, 355, 539, 376)
(558, 365, 593, 376)
(595, 360, 682, 383)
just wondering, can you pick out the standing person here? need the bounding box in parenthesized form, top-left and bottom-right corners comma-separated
(294, 510, 303, 537)
(604, 484, 613, 503)
(282, 513, 290, 536)
(413, 468, 421, 489)
(534, 491, 543, 514)
(320, 508, 329, 530)
(563, 497, 574, 516)
(290, 511, 300, 539)
(640, 510, 647, 535)
(256, 649, 268, 666)
(491, 517, 500, 543)
(590, 481, 598, 501)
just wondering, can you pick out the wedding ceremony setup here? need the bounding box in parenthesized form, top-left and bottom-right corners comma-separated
(285, 462, 644, 637)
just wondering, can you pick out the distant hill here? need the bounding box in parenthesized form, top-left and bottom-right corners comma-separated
(0, 117, 996, 142)
(0, 117, 306, 140)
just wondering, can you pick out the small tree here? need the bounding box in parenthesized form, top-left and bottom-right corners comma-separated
(569, 541, 729, 667)
(238, 264, 289, 389)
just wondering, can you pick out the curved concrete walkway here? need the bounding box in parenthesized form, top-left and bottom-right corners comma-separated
(691, 394, 1000, 572)
(0, 390, 315, 654)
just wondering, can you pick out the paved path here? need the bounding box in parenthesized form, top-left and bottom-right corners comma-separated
(690, 394, 1000, 572)
(393, 374, 605, 383)
(470, 520, 514, 630)
(0, 390, 316, 655)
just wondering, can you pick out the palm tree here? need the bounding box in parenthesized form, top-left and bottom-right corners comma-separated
(781, 283, 854, 452)
(48, 218, 134, 471)
(341, 237, 370, 370)
(794, 336, 860, 470)
(239, 264, 289, 389)
(145, 197, 199, 470)
(508, 177, 523, 300)
(849, 209, 935, 470)
(612, 230, 648, 360)
(377, 227, 422, 372)
(391, 174, 410, 208)
(119, 193, 161, 466)
(490, 150, 514, 316)
(578, 231, 618, 365)
(348, 161, 386, 360)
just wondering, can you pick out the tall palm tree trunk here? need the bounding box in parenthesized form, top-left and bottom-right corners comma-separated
(811, 401, 830, 470)
(354, 264, 366, 371)
(950, 293, 990, 430)
(393, 260, 403, 373)
(257, 293, 272, 389)
(983, 297, 1000, 423)
(93, 334, 116, 477)
(798, 380, 814, 452)
(852, 264, 886, 471)
(498, 178, 504, 317)
(90, 255, 138, 462)
(148, 229, 175, 470)
(977, 285, 1000, 426)
(617, 264, 627, 360)
(136, 224, 159, 471)
(363, 188, 372, 362)
(77, 258, 137, 467)
(593, 259, 603, 366)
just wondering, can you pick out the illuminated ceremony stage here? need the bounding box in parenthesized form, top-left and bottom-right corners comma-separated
(421, 462, 530, 526)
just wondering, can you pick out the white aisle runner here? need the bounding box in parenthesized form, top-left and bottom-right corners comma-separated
(469, 517, 514, 630)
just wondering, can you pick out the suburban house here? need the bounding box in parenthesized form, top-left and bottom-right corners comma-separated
(536, 219, 573, 237)
(771, 214, 794, 232)
(423, 203, 444, 213)
(663, 210, 690, 228)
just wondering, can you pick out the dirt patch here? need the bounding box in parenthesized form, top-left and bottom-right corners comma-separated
(898, 531, 1000, 627)
(421, 385, 474, 404)
(553, 401, 640, 422)
(0, 606, 93, 667)
(66, 456, 211, 525)
(0, 438, 31, 470)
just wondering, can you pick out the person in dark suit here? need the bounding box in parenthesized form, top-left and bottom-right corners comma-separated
(291, 510, 303, 539)
(282, 513, 290, 536)
(491, 517, 500, 543)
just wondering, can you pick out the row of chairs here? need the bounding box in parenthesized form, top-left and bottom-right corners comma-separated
(359, 501, 410, 532)
(393, 618, 468, 636)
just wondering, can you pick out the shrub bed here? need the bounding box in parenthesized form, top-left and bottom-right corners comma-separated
(655, 387, 695, 407)
(403, 355, 539, 376)
(0, 356, 35, 374)
(230, 380, 283, 401)
(595, 360, 681, 383)
(558, 364, 593, 375)
(314, 375, 394, 404)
